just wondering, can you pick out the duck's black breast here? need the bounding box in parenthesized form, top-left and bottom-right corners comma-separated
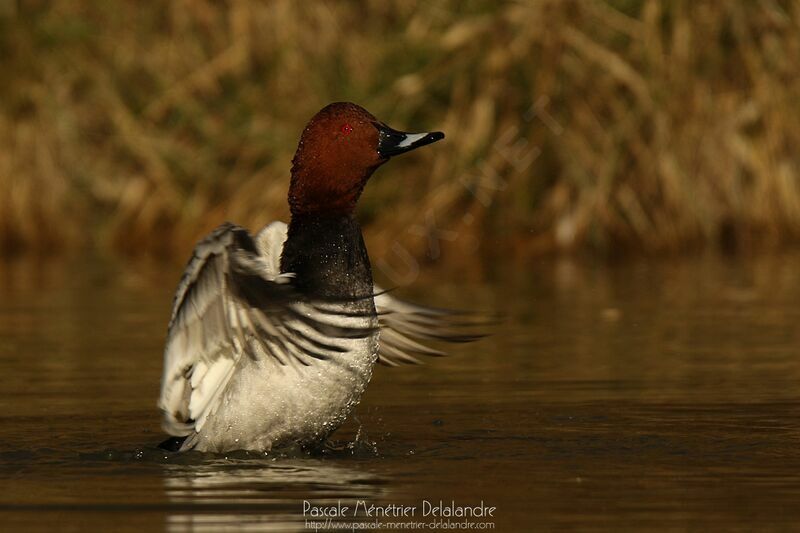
(280, 213, 375, 303)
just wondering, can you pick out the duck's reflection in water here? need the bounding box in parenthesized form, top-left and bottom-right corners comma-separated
(163, 458, 388, 532)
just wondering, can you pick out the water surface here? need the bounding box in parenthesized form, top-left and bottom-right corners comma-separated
(1, 252, 799, 531)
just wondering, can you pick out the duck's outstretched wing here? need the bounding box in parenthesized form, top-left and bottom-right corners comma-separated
(373, 288, 493, 367)
(158, 222, 373, 438)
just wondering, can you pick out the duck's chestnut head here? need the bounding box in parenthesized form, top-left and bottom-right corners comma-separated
(288, 102, 444, 216)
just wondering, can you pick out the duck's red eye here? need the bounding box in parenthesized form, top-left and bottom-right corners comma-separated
(341, 123, 353, 136)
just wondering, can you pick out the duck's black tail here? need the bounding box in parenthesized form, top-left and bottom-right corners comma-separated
(158, 436, 188, 452)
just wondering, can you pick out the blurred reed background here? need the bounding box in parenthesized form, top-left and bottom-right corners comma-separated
(1, 0, 799, 264)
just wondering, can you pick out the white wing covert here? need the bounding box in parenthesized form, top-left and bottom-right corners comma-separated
(158, 222, 373, 437)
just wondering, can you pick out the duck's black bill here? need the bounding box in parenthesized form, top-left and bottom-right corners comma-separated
(377, 125, 445, 158)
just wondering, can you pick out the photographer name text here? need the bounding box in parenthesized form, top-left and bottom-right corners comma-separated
(303, 500, 496, 519)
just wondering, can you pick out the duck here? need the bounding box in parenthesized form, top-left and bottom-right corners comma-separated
(158, 102, 485, 453)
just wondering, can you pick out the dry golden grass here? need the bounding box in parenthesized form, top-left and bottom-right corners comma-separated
(2, 0, 800, 261)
